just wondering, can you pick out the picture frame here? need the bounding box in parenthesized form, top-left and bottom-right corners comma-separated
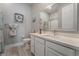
(14, 13, 24, 23)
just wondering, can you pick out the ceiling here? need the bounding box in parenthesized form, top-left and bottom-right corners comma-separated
(43, 3, 70, 14)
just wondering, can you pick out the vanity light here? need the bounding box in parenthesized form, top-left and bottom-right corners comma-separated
(46, 4, 54, 10)
(47, 6, 52, 10)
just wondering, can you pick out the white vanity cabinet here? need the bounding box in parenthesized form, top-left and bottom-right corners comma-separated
(35, 37, 45, 56)
(75, 50, 79, 56)
(46, 46, 62, 56)
(31, 35, 35, 55)
(30, 34, 79, 56)
(31, 35, 45, 56)
(46, 41, 75, 56)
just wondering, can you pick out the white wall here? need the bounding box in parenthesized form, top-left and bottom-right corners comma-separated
(0, 3, 32, 45)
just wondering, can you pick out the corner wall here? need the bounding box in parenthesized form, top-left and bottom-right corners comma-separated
(0, 3, 32, 45)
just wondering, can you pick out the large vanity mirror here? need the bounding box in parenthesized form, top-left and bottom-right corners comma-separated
(40, 3, 61, 31)
(40, 3, 78, 32)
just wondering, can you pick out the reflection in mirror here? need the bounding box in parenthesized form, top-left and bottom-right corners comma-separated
(40, 3, 78, 32)
(40, 3, 59, 31)
(40, 11, 50, 31)
(49, 11, 58, 30)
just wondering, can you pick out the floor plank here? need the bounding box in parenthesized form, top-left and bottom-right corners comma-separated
(1, 43, 33, 56)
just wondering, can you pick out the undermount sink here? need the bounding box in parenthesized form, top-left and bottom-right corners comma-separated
(41, 34, 54, 38)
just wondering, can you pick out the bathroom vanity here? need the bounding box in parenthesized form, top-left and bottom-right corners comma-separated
(40, 3, 79, 32)
(30, 33, 79, 56)
(30, 3, 79, 56)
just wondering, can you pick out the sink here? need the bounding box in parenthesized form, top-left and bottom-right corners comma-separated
(42, 34, 54, 38)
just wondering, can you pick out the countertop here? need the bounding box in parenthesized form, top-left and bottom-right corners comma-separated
(30, 33, 79, 50)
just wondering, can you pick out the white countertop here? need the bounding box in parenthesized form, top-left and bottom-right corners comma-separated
(30, 33, 79, 50)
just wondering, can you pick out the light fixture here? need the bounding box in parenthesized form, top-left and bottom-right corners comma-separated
(47, 6, 52, 10)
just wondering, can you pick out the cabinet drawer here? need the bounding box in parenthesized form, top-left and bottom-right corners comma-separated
(46, 41, 75, 56)
(46, 47, 62, 56)
(35, 37, 44, 45)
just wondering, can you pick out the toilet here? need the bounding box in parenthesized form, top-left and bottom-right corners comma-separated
(22, 38, 31, 48)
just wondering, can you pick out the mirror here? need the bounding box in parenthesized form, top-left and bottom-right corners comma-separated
(49, 11, 59, 30)
(40, 3, 78, 32)
(40, 11, 50, 31)
(40, 3, 60, 31)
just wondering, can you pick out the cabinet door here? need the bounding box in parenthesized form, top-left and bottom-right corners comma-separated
(31, 36, 35, 54)
(46, 47, 62, 56)
(46, 41, 75, 56)
(35, 45, 44, 56)
(35, 38, 44, 56)
(75, 50, 79, 56)
(62, 4, 77, 31)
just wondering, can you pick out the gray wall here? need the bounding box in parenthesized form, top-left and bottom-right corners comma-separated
(0, 3, 32, 45)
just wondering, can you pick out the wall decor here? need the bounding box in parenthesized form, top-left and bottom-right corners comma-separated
(14, 13, 24, 23)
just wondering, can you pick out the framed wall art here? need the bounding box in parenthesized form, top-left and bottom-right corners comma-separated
(14, 13, 24, 23)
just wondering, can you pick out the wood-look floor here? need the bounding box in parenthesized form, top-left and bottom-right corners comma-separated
(1, 44, 33, 56)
